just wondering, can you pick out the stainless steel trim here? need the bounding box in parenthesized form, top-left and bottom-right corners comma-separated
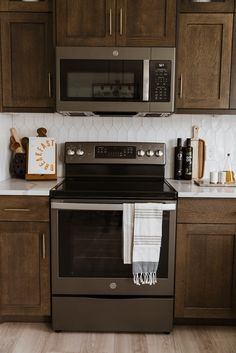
(143, 60, 149, 101)
(119, 8, 123, 35)
(109, 8, 112, 36)
(3, 208, 31, 212)
(51, 202, 123, 211)
(42, 233, 46, 259)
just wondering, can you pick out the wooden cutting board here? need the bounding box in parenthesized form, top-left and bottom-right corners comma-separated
(198, 137, 205, 179)
(191, 126, 205, 179)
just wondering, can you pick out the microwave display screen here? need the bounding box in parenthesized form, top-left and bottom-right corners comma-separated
(60, 60, 143, 102)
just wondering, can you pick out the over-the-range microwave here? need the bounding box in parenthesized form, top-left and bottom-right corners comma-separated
(56, 47, 175, 117)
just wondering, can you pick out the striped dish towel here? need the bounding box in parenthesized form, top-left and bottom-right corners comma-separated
(123, 203, 176, 285)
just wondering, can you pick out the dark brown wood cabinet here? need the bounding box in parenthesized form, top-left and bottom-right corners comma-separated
(176, 14, 233, 111)
(0, 196, 50, 320)
(179, 0, 235, 13)
(230, 14, 236, 109)
(0, 12, 54, 112)
(175, 199, 236, 320)
(56, 0, 176, 47)
(0, 0, 52, 12)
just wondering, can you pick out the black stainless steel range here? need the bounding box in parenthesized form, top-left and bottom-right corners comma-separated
(50, 142, 177, 333)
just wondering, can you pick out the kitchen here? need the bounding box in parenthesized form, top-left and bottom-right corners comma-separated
(0, 0, 236, 352)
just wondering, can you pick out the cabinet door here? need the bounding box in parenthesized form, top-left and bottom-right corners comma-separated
(0, 0, 51, 12)
(116, 0, 176, 46)
(1, 13, 54, 111)
(230, 14, 236, 109)
(176, 14, 233, 110)
(0, 222, 50, 317)
(56, 0, 116, 46)
(175, 224, 236, 319)
(180, 0, 234, 13)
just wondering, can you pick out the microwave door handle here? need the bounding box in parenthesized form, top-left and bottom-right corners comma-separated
(143, 60, 149, 102)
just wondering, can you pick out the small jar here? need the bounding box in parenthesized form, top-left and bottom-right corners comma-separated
(210, 171, 218, 184)
(218, 171, 226, 184)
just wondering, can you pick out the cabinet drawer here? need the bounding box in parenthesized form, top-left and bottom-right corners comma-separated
(177, 198, 236, 224)
(0, 196, 49, 221)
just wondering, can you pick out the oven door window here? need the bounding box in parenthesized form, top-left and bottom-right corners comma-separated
(57, 209, 170, 279)
(60, 59, 143, 102)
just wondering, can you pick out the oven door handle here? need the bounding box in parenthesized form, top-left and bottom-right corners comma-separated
(51, 202, 123, 211)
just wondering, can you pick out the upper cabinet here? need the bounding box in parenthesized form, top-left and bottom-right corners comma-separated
(176, 14, 233, 111)
(230, 15, 236, 109)
(56, 0, 176, 47)
(0, 0, 52, 12)
(0, 12, 54, 112)
(179, 0, 235, 13)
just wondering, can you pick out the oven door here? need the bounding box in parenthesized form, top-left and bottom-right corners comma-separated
(51, 200, 176, 296)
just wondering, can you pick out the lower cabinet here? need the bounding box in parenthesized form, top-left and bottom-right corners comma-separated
(175, 199, 236, 320)
(0, 196, 50, 320)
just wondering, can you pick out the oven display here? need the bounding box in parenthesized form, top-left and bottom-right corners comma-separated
(95, 146, 136, 159)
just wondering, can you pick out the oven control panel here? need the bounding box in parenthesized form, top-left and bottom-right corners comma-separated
(65, 142, 165, 165)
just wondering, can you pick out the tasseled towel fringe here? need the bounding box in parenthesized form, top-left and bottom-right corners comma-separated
(133, 272, 157, 286)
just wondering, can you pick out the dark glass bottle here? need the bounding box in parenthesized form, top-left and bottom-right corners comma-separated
(183, 138, 193, 180)
(174, 138, 183, 180)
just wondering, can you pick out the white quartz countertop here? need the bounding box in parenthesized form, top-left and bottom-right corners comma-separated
(168, 179, 236, 198)
(0, 178, 62, 196)
(1, 177, 236, 198)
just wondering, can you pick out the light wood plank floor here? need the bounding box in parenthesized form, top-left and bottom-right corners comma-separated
(0, 323, 235, 353)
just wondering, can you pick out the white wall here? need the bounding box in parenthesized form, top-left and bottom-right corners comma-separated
(1, 112, 236, 180)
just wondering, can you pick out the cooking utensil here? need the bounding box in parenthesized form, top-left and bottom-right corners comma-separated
(10, 128, 24, 153)
(21, 137, 29, 152)
(9, 136, 21, 153)
(37, 127, 47, 137)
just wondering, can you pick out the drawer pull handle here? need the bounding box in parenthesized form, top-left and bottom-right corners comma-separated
(119, 8, 123, 36)
(3, 208, 31, 212)
(48, 72, 52, 98)
(42, 233, 46, 259)
(179, 74, 183, 98)
(109, 8, 112, 35)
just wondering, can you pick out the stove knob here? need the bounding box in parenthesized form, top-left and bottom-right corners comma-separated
(137, 149, 145, 157)
(67, 149, 75, 156)
(155, 150, 164, 157)
(146, 149, 154, 157)
(76, 148, 85, 156)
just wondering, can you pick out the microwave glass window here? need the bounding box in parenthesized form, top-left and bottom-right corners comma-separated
(60, 60, 143, 101)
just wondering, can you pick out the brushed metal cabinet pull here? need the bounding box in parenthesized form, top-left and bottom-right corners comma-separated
(3, 208, 31, 212)
(109, 8, 112, 35)
(42, 233, 46, 259)
(48, 72, 52, 98)
(179, 74, 183, 98)
(119, 8, 123, 36)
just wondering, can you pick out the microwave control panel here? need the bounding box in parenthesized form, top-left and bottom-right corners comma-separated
(150, 61, 171, 102)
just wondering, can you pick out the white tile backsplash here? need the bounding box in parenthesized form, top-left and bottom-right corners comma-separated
(0, 114, 12, 181)
(1, 112, 236, 180)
